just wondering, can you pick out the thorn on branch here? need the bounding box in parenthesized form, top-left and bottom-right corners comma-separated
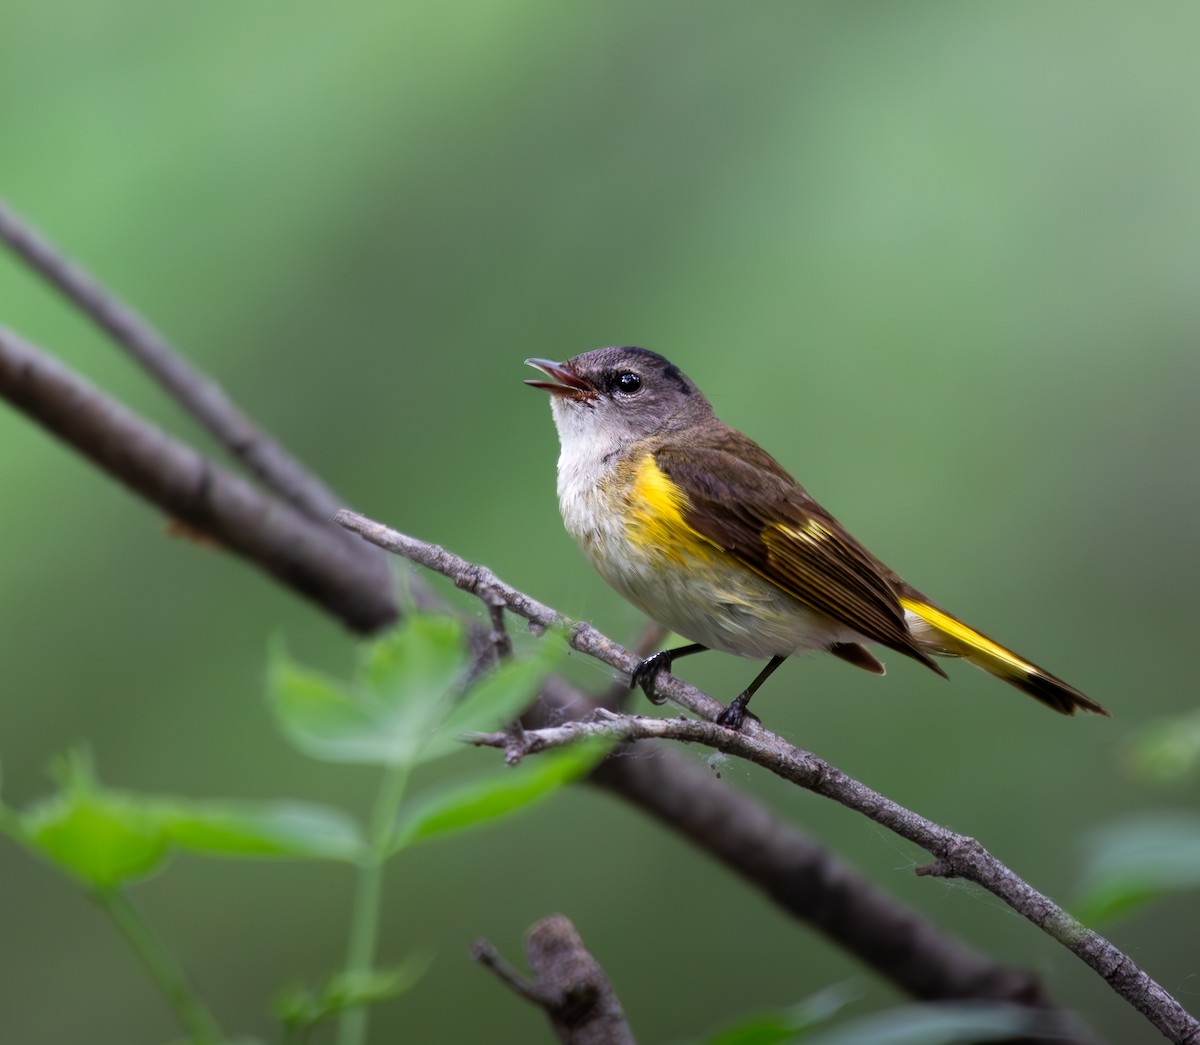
(915, 859, 958, 879)
(917, 837, 986, 879)
(503, 726, 528, 766)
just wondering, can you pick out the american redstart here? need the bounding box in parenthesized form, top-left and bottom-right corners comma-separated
(526, 346, 1108, 729)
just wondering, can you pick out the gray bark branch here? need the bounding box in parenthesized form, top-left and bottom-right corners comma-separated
(337, 509, 1199, 1045)
(472, 915, 636, 1045)
(586, 737, 1048, 1005)
(0, 328, 396, 631)
(0, 197, 391, 590)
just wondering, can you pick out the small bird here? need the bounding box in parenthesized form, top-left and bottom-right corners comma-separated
(525, 347, 1108, 729)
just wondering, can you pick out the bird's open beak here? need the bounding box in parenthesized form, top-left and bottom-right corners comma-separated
(524, 358, 597, 402)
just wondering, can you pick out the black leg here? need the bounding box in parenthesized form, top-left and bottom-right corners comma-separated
(631, 643, 708, 705)
(716, 655, 786, 730)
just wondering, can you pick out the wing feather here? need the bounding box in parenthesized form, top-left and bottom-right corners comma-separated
(654, 435, 943, 674)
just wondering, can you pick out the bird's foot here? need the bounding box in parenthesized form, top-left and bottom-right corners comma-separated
(715, 693, 758, 731)
(630, 650, 675, 705)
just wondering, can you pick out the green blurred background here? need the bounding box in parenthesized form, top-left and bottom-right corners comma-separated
(2, 2, 1198, 1042)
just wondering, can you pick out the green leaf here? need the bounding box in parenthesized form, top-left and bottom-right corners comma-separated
(13, 751, 168, 890)
(155, 800, 365, 862)
(1124, 709, 1200, 784)
(420, 649, 556, 763)
(705, 1014, 805, 1045)
(267, 647, 389, 763)
(702, 983, 856, 1045)
(801, 1002, 1041, 1045)
(359, 614, 466, 707)
(4, 753, 364, 890)
(276, 955, 431, 1030)
(1074, 812, 1200, 924)
(269, 613, 556, 767)
(268, 614, 470, 766)
(392, 737, 611, 851)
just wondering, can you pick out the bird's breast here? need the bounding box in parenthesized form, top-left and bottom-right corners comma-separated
(556, 449, 851, 658)
(558, 450, 710, 576)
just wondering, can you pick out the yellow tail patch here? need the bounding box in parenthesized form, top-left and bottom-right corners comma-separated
(900, 596, 1108, 716)
(900, 597, 1030, 678)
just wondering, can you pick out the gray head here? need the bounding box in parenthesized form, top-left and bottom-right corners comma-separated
(525, 347, 714, 448)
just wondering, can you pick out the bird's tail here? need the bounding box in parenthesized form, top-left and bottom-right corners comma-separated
(899, 597, 1109, 717)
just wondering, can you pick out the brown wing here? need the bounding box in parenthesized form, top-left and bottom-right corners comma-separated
(654, 429, 945, 676)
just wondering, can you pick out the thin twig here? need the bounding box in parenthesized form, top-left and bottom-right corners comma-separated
(473, 916, 636, 1045)
(336, 509, 1200, 1045)
(479, 588, 527, 755)
(483, 587, 514, 661)
(576, 723, 1078, 1025)
(0, 329, 397, 631)
(470, 939, 558, 1009)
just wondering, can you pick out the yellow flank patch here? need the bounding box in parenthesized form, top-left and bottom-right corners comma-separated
(901, 597, 1029, 676)
(624, 455, 715, 565)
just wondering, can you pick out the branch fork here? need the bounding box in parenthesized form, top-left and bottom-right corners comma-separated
(336, 508, 1200, 1045)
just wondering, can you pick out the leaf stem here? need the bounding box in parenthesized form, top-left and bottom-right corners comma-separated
(98, 889, 222, 1044)
(337, 761, 411, 1045)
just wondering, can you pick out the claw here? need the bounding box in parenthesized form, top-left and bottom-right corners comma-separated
(715, 693, 761, 731)
(715, 694, 748, 730)
(631, 650, 674, 705)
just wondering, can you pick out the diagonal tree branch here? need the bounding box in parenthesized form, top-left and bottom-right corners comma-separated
(0, 327, 397, 631)
(336, 508, 1199, 1045)
(0, 204, 1113, 1037)
(0, 197, 389, 585)
(0, 313, 1095, 1038)
(585, 733, 1052, 1006)
(533, 672, 1091, 1044)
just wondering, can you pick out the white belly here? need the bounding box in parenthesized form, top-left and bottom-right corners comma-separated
(599, 541, 859, 659)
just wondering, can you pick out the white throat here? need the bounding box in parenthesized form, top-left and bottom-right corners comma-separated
(549, 398, 625, 548)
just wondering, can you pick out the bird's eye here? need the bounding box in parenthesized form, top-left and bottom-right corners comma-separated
(615, 371, 642, 395)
